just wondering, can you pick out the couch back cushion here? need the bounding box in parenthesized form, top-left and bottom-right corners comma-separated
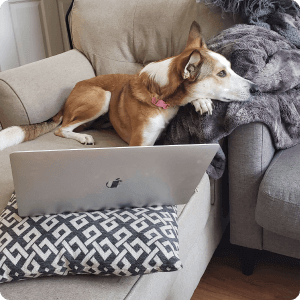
(70, 0, 240, 76)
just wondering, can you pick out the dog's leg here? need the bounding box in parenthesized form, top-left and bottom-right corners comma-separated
(129, 131, 161, 146)
(55, 122, 97, 145)
(129, 120, 165, 146)
(192, 98, 214, 115)
(55, 87, 111, 145)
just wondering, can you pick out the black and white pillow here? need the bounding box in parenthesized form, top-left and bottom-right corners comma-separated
(0, 193, 182, 283)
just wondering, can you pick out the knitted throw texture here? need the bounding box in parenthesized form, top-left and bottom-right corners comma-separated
(157, 0, 300, 179)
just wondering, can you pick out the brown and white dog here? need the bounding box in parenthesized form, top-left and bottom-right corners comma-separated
(0, 21, 258, 151)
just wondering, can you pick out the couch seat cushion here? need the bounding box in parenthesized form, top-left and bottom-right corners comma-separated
(255, 144, 300, 241)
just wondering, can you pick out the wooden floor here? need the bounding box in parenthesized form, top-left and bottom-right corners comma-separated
(192, 226, 300, 300)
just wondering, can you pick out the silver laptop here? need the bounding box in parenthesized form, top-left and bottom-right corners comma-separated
(10, 144, 219, 217)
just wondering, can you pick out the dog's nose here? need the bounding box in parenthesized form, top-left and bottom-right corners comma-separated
(250, 84, 259, 94)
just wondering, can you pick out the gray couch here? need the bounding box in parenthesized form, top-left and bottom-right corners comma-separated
(229, 123, 300, 275)
(0, 0, 238, 299)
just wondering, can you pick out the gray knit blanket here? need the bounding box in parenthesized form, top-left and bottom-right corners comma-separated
(157, 0, 300, 180)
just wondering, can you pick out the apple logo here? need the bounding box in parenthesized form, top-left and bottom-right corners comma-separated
(106, 178, 122, 188)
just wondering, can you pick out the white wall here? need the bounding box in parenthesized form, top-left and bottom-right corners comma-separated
(0, 0, 72, 72)
(0, 0, 20, 71)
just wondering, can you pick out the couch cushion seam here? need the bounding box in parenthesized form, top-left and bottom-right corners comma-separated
(0, 78, 30, 125)
(132, 0, 139, 64)
(260, 190, 300, 209)
(170, 0, 181, 56)
(260, 225, 300, 239)
(261, 150, 283, 181)
(69, 0, 74, 49)
(123, 275, 142, 300)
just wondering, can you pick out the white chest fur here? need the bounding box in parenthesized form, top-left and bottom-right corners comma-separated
(142, 107, 179, 146)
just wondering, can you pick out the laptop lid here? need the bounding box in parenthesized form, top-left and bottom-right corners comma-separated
(10, 144, 219, 217)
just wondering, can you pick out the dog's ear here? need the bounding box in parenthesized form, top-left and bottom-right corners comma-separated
(186, 21, 207, 50)
(182, 50, 202, 80)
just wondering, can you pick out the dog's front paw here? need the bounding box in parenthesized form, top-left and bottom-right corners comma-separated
(192, 99, 213, 115)
(78, 134, 95, 145)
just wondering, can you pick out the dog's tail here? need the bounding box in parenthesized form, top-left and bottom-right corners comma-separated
(0, 109, 63, 151)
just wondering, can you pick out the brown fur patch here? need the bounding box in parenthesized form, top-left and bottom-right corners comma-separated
(20, 110, 63, 142)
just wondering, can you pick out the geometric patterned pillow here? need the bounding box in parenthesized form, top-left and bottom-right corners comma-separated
(0, 194, 182, 284)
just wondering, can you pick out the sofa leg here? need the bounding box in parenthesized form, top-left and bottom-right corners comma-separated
(240, 247, 255, 276)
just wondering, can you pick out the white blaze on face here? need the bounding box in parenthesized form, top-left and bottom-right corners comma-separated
(208, 51, 231, 69)
(187, 51, 254, 102)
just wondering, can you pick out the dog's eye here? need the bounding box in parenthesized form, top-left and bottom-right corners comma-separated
(217, 70, 227, 77)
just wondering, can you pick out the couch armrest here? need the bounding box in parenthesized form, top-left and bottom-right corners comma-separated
(0, 50, 95, 129)
(228, 122, 275, 249)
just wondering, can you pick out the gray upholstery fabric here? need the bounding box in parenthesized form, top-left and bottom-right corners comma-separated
(69, 0, 240, 77)
(0, 275, 139, 300)
(0, 50, 95, 128)
(228, 122, 275, 249)
(70, 0, 198, 76)
(256, 144, 300, 241)
(263, 229, 300, 259)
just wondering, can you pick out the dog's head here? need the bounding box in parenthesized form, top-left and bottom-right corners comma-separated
(140, 21, 258, 106)
(176, 21, 258, 103)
